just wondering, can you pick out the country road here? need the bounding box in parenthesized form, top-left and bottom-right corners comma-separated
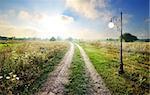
(36, 42, 111, 95)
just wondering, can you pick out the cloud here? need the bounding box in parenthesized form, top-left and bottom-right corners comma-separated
(0, 9, 16, 21)
(0, 14, 9, 21)
(18, 10, 74, 24)
(0, 10, 76, 38)
(0, 22, 38, 37)
(18, 11, 31, 20)
(61, 15, 74, 23)
(65, 0, 111, 20)
(18, 10, 45, 23)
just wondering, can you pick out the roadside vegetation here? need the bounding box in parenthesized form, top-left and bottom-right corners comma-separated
(79, 41, 149, 95)
(65, 47, 89, 95)
(0, 41, 69, 95)
(0, 41, 23, 50)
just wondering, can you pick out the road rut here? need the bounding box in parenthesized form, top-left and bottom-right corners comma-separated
(76, 44, 111, 95)
(36, 43, 74, 95)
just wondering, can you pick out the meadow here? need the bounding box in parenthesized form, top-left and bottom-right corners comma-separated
(0, 41, 69, 95)
(79, 41, 149, 95)
(0, 40, 149, 95)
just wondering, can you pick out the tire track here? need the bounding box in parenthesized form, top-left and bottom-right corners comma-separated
(36, 42, 74, 95)
(76, 44, 111, 95)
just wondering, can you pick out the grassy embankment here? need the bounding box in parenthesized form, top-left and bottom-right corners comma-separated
(0, 41, 69, 95)
(65, 46, 90, 95)
(80, 42, 149, 95)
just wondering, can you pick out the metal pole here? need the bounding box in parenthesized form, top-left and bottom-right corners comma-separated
(119, 12, 124, 74)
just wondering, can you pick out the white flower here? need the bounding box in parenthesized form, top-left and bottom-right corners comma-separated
(13, 74, 17, 78)
(6, 76, 10, 79)
(11, 78, 15, 81)
(16, 77, 19, 80)
(0, 76, 3, 79)
(9, 72, 13, 75)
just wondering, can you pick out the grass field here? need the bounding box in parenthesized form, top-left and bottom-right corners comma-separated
(0, 40, 149, 95)
(0, 41, 23, 49)
(79, 41, 149, 95)
(0, 41, 69, 95)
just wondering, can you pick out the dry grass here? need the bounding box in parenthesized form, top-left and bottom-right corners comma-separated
(0, 41, 69, 95)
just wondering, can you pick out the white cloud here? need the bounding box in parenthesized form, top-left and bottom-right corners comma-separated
(0, 21, 38, 37)
(0, 10, 76, 38)
(65, 0, 111, 20)
(18, 10, 74, 24)
(18, 11, 31, 20)
(18, 10, 46, 23)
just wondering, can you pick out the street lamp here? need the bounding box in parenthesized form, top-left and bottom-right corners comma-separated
(108, 12, 124, 74)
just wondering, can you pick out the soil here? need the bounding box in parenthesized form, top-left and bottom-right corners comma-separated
(76, 44, 111, 95)
(35, 43, 74, 95)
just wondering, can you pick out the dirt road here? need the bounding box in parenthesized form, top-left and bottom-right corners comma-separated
(36, 43, 74, 95)
(76, 44, 111, 95)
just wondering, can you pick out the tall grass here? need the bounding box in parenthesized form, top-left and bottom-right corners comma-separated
(0, 41, 69, 95)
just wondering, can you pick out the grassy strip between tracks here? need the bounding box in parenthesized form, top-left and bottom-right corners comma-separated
(64, 47, 89, 95)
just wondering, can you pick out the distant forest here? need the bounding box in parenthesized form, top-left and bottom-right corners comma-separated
(0, 36, 42, 40)
(0, 36, 149, 42)
(106, 38, 150, 42)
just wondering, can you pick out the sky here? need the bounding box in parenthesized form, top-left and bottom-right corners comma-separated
(0, 0, 149, 40)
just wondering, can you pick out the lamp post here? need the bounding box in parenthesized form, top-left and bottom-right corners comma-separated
(108, 12, 124, 74)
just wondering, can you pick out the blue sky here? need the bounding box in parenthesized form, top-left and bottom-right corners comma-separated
(0, 0, 149, 39)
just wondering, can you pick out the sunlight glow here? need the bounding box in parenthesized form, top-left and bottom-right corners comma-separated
(37, 15, 70, 38)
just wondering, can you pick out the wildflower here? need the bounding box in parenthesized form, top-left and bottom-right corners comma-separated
(9, 72, 13, 75)
(0, 76, 3, 79)
(13, 74, 17, 78)
(16, 77, 19, 80)
(6, 76, 10, 79)
(11, 78, 15, 81)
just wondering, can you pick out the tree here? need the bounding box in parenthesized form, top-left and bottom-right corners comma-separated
(66, 37, 73, 41)
(50, 37, 56, 41)
(122, 33, 138, 42)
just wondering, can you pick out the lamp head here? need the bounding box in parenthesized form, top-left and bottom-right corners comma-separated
(108, 21, 115, 28)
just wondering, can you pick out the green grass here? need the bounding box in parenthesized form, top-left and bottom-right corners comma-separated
(0, 42, 23, 49)
(79, 43, 149, 95)
(65, 47, 89, 95)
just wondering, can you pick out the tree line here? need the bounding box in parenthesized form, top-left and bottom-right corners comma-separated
(107, 33, 149, 42)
